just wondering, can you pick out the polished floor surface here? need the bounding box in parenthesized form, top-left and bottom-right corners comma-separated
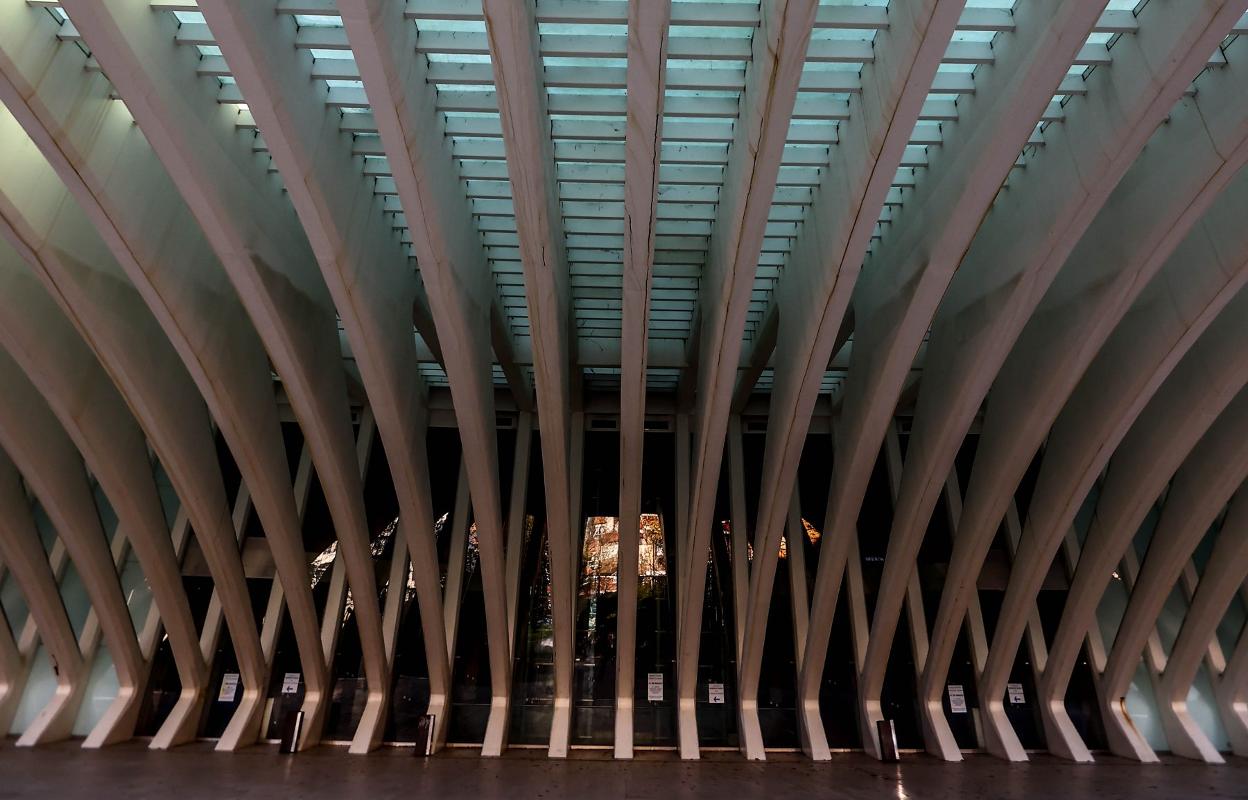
(0, 741, 1245, 799)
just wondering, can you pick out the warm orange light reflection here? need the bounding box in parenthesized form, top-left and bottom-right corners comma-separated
(578, 514, 667, 598)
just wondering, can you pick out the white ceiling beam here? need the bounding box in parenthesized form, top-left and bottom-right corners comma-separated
(946, 37, 1248, 762)
(0, 126, 271, 751)
(0, 239, 208, 750)
(481, 0, 579, 757)
(792, 0, 1100, 761)
(58, 0, 393, 752)
(676, 0, 818, 761)
(1154, 488, 1248, 759)
(0, 438, 86, 746)
(1099, 390, 1248, 763)
(339, 0, 528, 755)
(198, 0, 455, 751)
(867, 0, 1246, 763)
(0, 5, 335, 749)
(615, 0, 670, 761)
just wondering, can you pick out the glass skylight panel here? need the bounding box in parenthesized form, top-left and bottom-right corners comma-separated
(538, 16, 627, 352)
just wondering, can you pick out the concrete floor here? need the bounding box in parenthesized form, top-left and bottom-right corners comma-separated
(0, 741, 1245, 799)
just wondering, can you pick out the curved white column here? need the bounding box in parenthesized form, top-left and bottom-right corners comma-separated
(1150, 487, 1248, 758)
(1105, 415, 1248, 762)
(0, 576, 24, 735)
(339, 0, 536, 755)
(1088, 173, 1248, 759)
(481, 0, 581, 757)
(668, 0, 818, 761)
(724, 0, 966, 763)
(0, 447, 86, 746)
(844, 0, 1107, 758)
(986, 288, 1248, 762)
(946, 37, 1248, 762)
(615, 0, 672, 760)
(876, 1, 1245, 762)
(196, 1, 452, 753)
(59, 0, 391, 752)
(0, 246, 209, 749)
(0, 114, 266, 752)
(1041, 350, 1248, 765)
(0, 6, 333, 750)
(673, 0, 820, 760)
(0, 345, 145, 748)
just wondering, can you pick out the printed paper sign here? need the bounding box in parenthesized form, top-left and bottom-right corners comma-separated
(948, 684, 967, 714)
(647, 673, 664, 702)
(281, 672, 301, 695)
(708, 683, 725, 705)
(218, 672, 239, 703)
(1007, 682, 1026, 704)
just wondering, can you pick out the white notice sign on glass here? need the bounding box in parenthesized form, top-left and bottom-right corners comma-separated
(708, 683, 725, 705)
(647, 673, 664, 702)
(281, 672, 301, 695)
(218, 673, 239, 703)
(1007, 682, 1026, 705)
(947, 684, 967, 714)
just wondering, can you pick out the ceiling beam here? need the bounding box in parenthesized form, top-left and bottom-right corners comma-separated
(198, 0, 454, 750)
(675, 0, 818, 760)
(0, 5, 333, 749)
(867, 0, 1246, 763)
(481, 0, 579, 757)
(58, 0, 391, 752)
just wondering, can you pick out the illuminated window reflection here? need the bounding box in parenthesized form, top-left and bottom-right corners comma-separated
(578, 514, 668, 600)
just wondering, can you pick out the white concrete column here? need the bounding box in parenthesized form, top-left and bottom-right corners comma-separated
(835, 0, 1107, 759)
(0, 6, 333, 751)
(1100, 386, 1248, 760)
(1151, 490, 1248, 758)
(506, 413, 534, 649)
(866, 2, 1244, 764)
(58, 1, 392, 753)
(0, 254, 208, 749)
(198, 2, 454, 755)
(0, 577, 24, 735)
(615, 0, 671, 761)
(678, 0, 818, 760)
(0, 356, 145, 748)
(727, 417, 750, 663)
(0, 107, 267, 751)
(340, 0, 536, 757)
(980, 258, 1248, 761)
(0, 448, 86, 746)
(949, 35, 1248, 762)
(1041, 381, 1248, 763)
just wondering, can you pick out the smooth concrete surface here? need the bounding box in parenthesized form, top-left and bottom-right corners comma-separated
(1, 741, 1246, 799)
